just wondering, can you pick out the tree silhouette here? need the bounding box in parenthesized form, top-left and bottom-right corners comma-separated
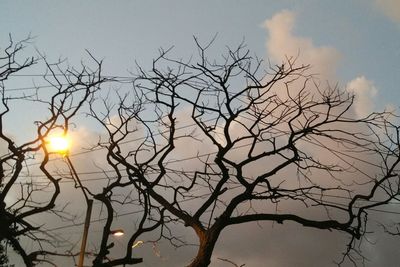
(0, 36, 105, 266)
(2, 38, 399, 267)
(88, 40, 400, 266)
(0, 242, 8, 265)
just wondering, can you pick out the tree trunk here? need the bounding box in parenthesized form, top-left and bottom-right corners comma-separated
(187, 229, 220, 267)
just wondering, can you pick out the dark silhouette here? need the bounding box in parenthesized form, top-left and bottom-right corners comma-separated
(87, 40, 400, 266)
(2, 37, 399, 267)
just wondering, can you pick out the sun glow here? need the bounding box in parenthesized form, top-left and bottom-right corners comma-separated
(47, 135, 71, 155)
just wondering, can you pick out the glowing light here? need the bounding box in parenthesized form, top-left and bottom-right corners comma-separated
(110, 229, 124, 237)
(47, 135, 71, 155)
(132, 240, 143, 248)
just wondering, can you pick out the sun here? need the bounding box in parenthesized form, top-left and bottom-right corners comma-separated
(47, 135, 71, 155)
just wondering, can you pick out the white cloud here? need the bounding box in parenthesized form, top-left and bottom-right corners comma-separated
(263, 10, 382, 120)
(346, 76, 378, 117)
(263, 10, 341, 80)
(375, 0, 400, 23)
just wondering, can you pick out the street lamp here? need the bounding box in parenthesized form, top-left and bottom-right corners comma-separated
(47, 134, 92, 267)
(110, 229, 124, 237)
(47, 135, 70, 155)
(48, 135, 128, 266)
(132, 240, 143, 248)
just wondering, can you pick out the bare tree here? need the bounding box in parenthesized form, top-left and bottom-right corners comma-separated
(0, 36, 105, 266)
(3, 37, 399, 267)
(88, 41, 400, 267)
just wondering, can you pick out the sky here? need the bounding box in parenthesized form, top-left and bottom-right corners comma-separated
(1, 1, 400, 266)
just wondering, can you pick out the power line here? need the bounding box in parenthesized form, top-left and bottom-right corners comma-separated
(2, 75, 135, 92)
(7, 73, 135, 79)
(2, 82, 398, 229)
(17, 165, 400, 207)
(15, 116, 395, 196)
(44, 189, 400, 235)
(22, 107, 388, 174)
(23, 116, 219, 168)
(45, 209, 143, 232)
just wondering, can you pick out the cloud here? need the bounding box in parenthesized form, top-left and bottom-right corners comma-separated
(374, 0, 400, 23)
(263, 10, 381, 120)
(213, 222, 348, 267)
(263, 10, 341, 80)
(346, 76, 378, 117)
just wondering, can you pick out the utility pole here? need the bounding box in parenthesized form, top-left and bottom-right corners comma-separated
(66, 156, 93, 267)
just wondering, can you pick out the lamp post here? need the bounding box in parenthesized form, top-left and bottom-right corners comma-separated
(66, 156, 93, 267)
(48, 135, 92, 267)
(48, 135, 127, 266)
